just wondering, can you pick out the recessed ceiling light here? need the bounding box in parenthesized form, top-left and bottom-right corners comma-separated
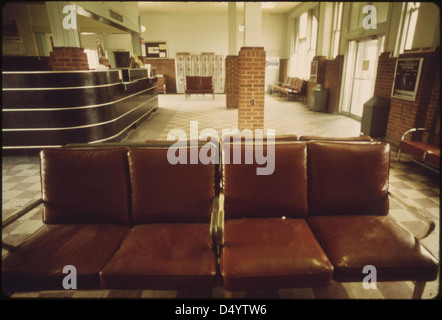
(261, 2, 278, 9)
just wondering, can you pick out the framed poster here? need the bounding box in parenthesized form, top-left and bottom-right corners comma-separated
(391, 58, 423, 101)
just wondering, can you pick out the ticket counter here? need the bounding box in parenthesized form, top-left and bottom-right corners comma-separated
(2, 68, 158, 153)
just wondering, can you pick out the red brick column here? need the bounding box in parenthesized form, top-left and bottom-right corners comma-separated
(144, 58, 177, 93)
(49, 47, 89, 71)
(238, 47, 266, 131)
(323, 55, 344, 114)
(226, 55, 239, 109)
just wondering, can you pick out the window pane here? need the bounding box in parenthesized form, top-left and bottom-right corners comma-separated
(405, 8, 419, 50)
(311, 16, 317, 50)
(333, 31, 340, 57)
(299, 12, 307, 38)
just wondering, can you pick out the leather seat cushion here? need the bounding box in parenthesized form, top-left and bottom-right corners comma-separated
(220, 218, 333, 291)
(100, 224, 217, 290)
(2, 224, 128, 292)
(308, 215, 439, 282)
(400, 140, 440, 167)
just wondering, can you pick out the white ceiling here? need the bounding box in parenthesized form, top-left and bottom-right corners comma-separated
(138, 2, 301, 14)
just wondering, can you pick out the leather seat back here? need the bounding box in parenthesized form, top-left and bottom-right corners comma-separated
(40, 148, 131, 224)
(307, 141, 390, 216)
(129, 143, 217, 224)
(222, 142, 308, 219)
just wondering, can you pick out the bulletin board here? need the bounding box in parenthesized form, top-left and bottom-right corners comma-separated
(145, 42, 167, 58)
(391, 58, 423, 101)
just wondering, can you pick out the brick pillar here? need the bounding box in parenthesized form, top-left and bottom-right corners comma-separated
(238, 47, 266, 131)
(226, 55, 239, 109)
(323, 55, 344, 114)
(49, 47, 89, 71)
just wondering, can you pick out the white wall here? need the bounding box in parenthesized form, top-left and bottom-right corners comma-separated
(140, 12, 228, 57)
(140, 10, 286, 88)
(140, 11, 286, 58)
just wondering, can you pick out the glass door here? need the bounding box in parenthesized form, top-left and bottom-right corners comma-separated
(341, 37, 384, 119)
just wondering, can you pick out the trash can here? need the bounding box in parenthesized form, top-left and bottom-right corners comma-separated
(360, 96, 390, 138)
(309, 84, 328, 112)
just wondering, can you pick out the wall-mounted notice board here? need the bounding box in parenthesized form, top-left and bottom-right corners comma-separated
(145, 42, 167, 58)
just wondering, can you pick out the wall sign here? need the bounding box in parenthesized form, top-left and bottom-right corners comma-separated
(109, 10, 123, 22)
(391, 58, 423, 101)
(310, 60, 318, 82)
(266, 57, 279, 69)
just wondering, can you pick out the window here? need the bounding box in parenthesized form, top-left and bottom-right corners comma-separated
(395, 2, 420, 56)
(330, 2, 343, 59)
(290, 10, 318, 79)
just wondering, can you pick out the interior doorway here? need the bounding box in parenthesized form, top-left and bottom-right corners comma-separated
(341, 36, 384, 119)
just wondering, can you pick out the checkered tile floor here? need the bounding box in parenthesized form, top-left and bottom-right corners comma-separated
(2, 94, 439, 299)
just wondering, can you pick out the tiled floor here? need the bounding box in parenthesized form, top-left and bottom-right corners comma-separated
(2, 94, 440, 299)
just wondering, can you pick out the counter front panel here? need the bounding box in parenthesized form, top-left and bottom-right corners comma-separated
(2, 69, 158, 151)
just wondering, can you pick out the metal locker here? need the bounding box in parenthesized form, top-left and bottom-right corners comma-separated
(175, 52, 190, 93)
(214, 55, 225, 93)
(191, 55, 201, 76)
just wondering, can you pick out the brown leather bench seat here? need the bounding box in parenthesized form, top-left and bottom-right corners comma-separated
(305, 142, 438, 283)
(398, 127, 440, 172)
(220, 142, 333, 290)
(185, 76, 214, 99)
(100, 146, 218, 290)
(1, 138, 439, 298)
(218, 140, 439, 296)
(273, 77, 308, 101)
(2, 143, 219, 293)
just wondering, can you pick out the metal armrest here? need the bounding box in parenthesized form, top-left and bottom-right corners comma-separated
(217, 193, 225, 249)
(210, 196, 219, 249)
(388, 191, 435, 240)
(400, 128, 432, 141)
